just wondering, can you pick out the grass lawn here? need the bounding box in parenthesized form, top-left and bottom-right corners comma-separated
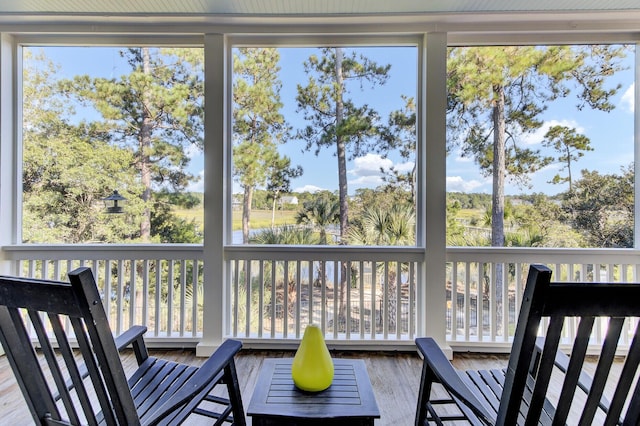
(173, 208, 298, 231)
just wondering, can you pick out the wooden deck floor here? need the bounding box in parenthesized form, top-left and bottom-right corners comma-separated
(0, 348, 510, 425)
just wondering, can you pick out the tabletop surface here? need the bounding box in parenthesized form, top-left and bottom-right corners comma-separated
(247, 358, 381, 420)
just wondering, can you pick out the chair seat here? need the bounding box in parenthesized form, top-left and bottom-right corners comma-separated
(454, 368, 556, 425)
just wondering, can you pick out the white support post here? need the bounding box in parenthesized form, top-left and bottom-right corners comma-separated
(0, 33, 17, 274)
(422, 32, 452, 358)
(634, 43, 640, 249)
(197, 33, 228, 356)
(0, 33, 17, 356)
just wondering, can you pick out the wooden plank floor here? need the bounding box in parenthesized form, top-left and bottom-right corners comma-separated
(2, 346, 626, 426)
(0, 347, 510, 425)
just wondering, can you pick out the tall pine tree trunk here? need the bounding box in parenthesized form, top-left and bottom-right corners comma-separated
(242, 185, 253, 244)
(140, 47, 153, 242)
(491, 84, 506, 248)
(492, 84, 506, 332)
(334, 48, 348, 326)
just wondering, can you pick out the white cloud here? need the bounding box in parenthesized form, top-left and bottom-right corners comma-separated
(186, 170, 204, 192)
(347, 153, 415, 188)
(520, 119, 585, 146)
(293, 184, 325, 193)
(621, 83, 635, 113)
(394, 161, 415, 173)
(446, 176, 485, 192)
(350, 174, 385, 186)
(185, 143, 202, 160)
(349, 153, 393, 178)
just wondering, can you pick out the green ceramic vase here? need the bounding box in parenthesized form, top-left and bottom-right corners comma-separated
(291, 324, 334, 392)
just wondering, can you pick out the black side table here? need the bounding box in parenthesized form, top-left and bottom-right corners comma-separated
(247, 358, 380, 425)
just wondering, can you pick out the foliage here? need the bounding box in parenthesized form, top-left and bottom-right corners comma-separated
(378, 95, 417, 202)
(233, 48, 290, 243)
(561, 166, 634, 247)
(59, 47, 204, 241)
(296, 48, 391, 240)
(150, 191, 202, 243)
(250, 225, 320, 245)
(295, 194, 340, 244)
(22, 50, 144, 243)
(542, 125, 593, 191)
(447, 45, 628, 247)
(347, 204, 415, 246)
(266, 156, 303, 227)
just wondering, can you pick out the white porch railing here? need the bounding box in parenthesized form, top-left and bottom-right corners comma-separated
(2, 244, 639, 351)
(1, 244, 205, 347)
(224, 245, 424, 346)
(446, 247, 640, 352)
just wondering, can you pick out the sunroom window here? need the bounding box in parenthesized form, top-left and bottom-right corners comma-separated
(445, 43, 635, 249)
(230, 44, 418, 246)
(21, 46, 204, 244)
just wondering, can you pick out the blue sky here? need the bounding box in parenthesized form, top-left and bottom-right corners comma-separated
(34, 45, 635, 197)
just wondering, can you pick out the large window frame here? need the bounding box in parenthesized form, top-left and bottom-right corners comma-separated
(226, 35, 425, 247)
(12, 36, 205, 245)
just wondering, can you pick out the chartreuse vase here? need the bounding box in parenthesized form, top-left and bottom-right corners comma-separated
(291, 324, 334, 392)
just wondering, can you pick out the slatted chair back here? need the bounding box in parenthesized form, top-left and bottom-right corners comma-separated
(499, 264, 640, 425)
(0, 267, 140, 425)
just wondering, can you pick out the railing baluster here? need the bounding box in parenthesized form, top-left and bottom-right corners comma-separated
(295, 260, 302, 338)
(104, 260, 112, 327)
(307, 260, 312, 329)
(333, 260, 338, 339)
(129, 259, 136, 332)
(271, 260, 276, 338)
(244, 259, 251, 338)
(501, 262, 508, 342)
(321, 261, 326, 335)
(142, 260, 149, 330)
(450, 261, 458, 341)
(383, 261, 389, 340)
(283, 260, 289, 338)
(396, 260, 402, 338)
(231, 260, 237, 337)
(409, 261, 415, 339)
(371, 261, 376, 340)
(191, 259, 198, 337)
(179, 260, 187, 336)
(167, 260, 174, 337)
(154, 259, 161, 338)
(116, 259, 124, 335)
(359, 260, 365, 339)
(464, 261, 470, 341)
(346, 260, 351, 339)
(258, 259, 264, 338)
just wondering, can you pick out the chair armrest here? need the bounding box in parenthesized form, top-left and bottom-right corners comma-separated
(143, 339, 243, 426)
(115, 325, 149, 364)
(115, 325, 147, 350)
(416, 337, 494, 424)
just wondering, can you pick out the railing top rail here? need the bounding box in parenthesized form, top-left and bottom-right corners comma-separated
(224, 244, 426, 261)
(4, 243, 640, 264)
(446, 246, 640, 264)
(1, 244, 204, 261)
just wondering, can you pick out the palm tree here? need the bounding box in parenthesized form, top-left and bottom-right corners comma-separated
(250, 225, 319, 245)
(347, 204, 415, 332)
(295, 195, 340, 244)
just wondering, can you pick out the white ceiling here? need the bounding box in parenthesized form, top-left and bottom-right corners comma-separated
(1, 0, 639, 15)
(1, 0, 639, 37)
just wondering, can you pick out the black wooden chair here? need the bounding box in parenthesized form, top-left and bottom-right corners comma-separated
(415, 264, 640, 425)
(0, 266, 246, 426)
